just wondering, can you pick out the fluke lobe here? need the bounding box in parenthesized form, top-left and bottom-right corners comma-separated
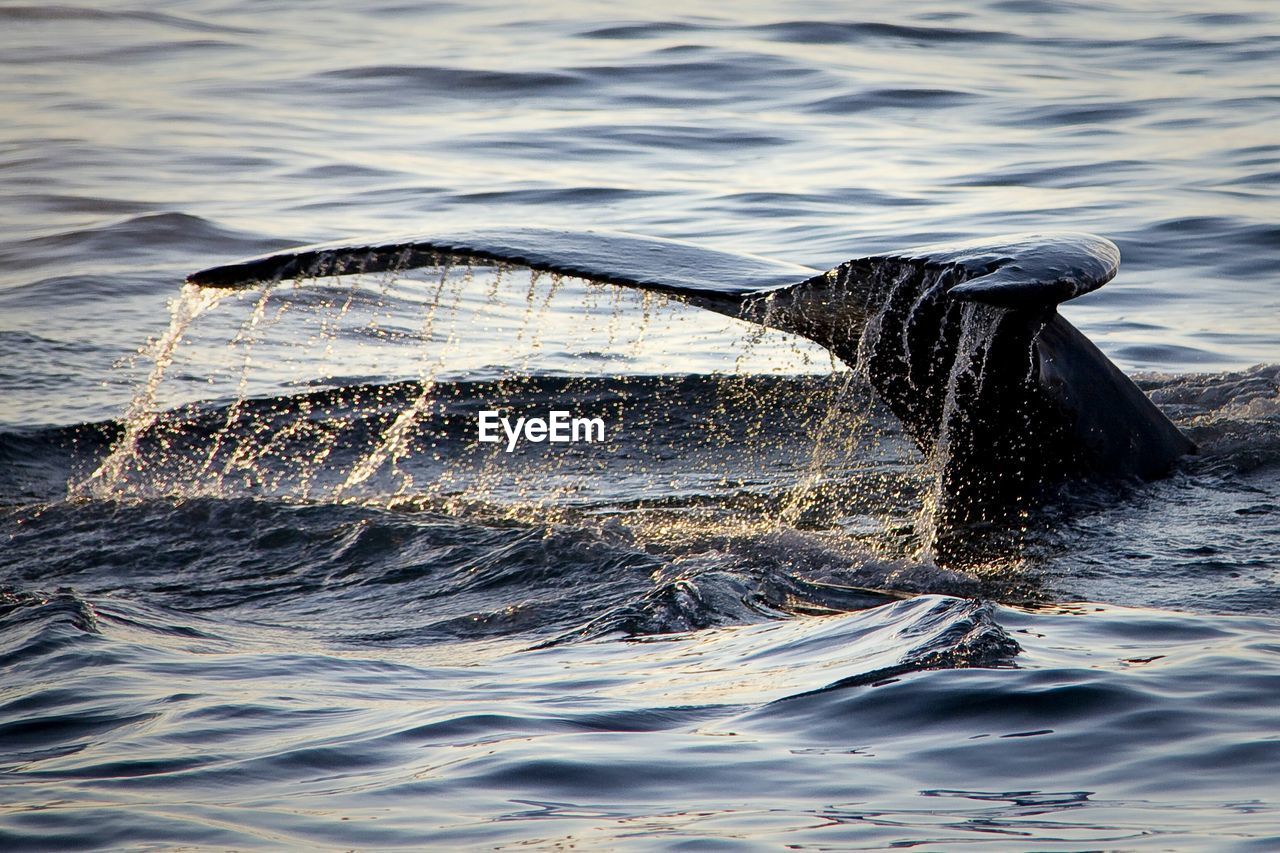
(189, 228, 1195, 557)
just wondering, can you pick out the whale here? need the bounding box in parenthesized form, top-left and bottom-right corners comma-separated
(188, 228, 1195, 557)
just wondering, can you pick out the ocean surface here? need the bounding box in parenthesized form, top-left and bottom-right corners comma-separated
(2, 1, 1279, 849)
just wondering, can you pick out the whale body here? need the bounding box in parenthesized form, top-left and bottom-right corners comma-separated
(188, 228, 1195, 555)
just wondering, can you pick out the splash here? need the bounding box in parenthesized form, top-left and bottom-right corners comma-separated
(64, 257, 1058, 605)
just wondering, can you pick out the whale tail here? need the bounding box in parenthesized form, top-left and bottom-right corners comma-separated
(189, 227, 1194, 556)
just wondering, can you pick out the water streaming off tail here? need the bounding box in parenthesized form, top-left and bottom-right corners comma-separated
(75, 283, 227, 498)
(70, 265, 932, 559)
(916, 301, 1006, 555)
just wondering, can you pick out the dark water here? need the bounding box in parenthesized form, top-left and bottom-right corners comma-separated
(2, 1, 1279, 849)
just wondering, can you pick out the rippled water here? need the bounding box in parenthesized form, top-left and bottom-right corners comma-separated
(2, 1, 1278, 849)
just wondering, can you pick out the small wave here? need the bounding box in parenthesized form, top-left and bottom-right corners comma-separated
(578, 55, 821, 101)
(313, 64, 585, 101)
(3, 192, 156, 218)
(805, 87, 978, 115)
(1110, 342, 1223, 367)
(0, 589, 100, 638)
(1131, 217, 1280, 253)
(0, 4, 250, 35)
(949, 159, 1145, 189)
(753, 20, 1012, 45)
(1002, 100, 1149, 129)
(456, 186, 667, 205)
(5, 38, 239, 67)
(579, 22, 701, 40)
(547, 526, 1008, 643)
(0, 213, 283, 275)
